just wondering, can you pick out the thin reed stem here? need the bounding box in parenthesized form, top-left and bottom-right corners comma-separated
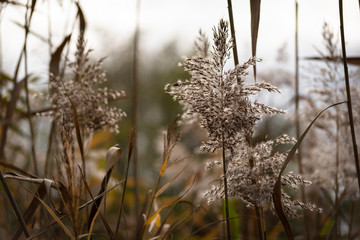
(115, 130, 135, 239)
(23, 0, 38, 174)
(44, 122, 55, 176)
(141, 164, 163, 238)
(132, 0, 141, 216)
(226, 0, 239, 66)
(254, 206, 264, 240)
(294, 2, 310, 239)
(221, 132, 231, 240)
(335, 106, 341, 239)
(260, 206, 266, 240)
(338, 0, 360, 193)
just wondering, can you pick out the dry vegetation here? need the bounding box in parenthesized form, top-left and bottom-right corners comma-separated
(0, 1, 359, 240)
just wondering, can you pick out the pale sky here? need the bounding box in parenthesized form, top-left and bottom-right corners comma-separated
(1, 0, 360, 81)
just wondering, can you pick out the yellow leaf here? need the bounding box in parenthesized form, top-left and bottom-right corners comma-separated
(159, 155, 169, 176)
(145, 202, 170, 226)
(155, 214, 161, 228)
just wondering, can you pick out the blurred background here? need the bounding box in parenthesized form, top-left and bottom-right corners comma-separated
(1, 0, 360, 169)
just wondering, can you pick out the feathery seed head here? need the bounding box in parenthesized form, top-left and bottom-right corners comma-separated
(166, 19, 283, 154)
(48, 36, 126, 135)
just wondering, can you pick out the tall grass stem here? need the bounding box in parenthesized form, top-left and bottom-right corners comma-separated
(115, 130, 135, 238)
(294, 2, 310, 239)
(338, 0, 360, 193)
(23, 0, 38, 174)
(221, 132, 231, 240)
(132, 0, 141, 216)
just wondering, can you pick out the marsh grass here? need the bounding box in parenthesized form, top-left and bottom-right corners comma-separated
(0, 1, 360, 240)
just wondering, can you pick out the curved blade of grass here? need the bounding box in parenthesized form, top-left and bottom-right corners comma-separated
(272, 101, 346, 240)
(250, 0, 261, 80)
(3, 173, 60, 188)
(0, 161, 37, 178)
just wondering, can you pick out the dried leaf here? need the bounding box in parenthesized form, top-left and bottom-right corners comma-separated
(250, 0, 261, 80)
(76, 3, 86, 37)
(50, 35, 71, 77)
(0, 161, 37, 178)
(88, 146, 122, 231)
(145, 203, 170, 227)
(106, 145, 122, 172)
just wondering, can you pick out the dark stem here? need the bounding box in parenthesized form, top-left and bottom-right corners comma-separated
(338, 0, 360, 193)
(347, 201, 354, 240)
(114, 148, 132, 239)
(221, 132, 231, 240)
(226, 0, 239, 66)
(255, 206, 264, 240)
(335, 110, 340, 239)
(44, 122, 55, 176)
